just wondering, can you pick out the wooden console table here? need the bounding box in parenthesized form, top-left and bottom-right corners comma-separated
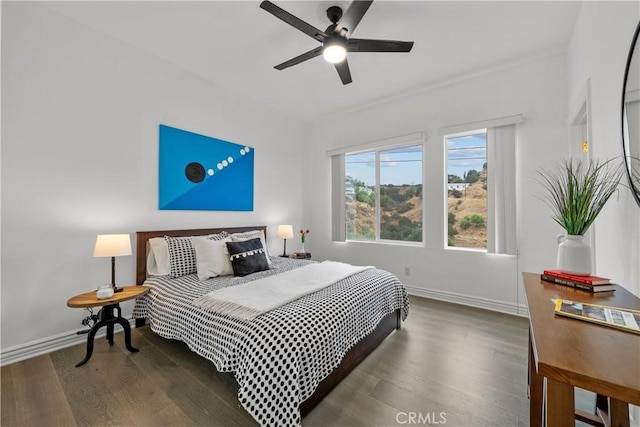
(523, 272, 640, 426)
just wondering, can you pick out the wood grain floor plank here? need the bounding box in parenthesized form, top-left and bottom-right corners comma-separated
(2, 354, 76, 426)
(364, 352, 528, 423)
(50, 342, 134, 425)
(119, 329, 257, 426)
(360, 331, 528, 413)
(0, 363, 17, 425)
(1, 295, 537, 426)
(306, 369, 402, 426)
(135, 327, 250, 405)
(369, 378, 470, 426)
(98, 360, 190, 426)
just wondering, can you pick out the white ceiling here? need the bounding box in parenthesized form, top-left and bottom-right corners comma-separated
(39, 1, 582, 123)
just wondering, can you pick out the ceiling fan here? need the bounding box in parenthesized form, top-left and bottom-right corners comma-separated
(259, 0, 414, 85)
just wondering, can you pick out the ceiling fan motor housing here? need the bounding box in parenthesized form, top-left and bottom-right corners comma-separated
(326, 6, 343, 24)
(324, 35, 346, 49)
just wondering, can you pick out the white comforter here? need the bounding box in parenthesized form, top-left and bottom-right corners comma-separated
(193, 261, 373, 320)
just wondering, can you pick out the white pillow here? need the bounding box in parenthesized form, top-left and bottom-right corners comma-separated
(231, 229, 271, 264)
(146, 247, 159, 276)
(148, 237, 170, 276)
(192, 236, 233, 280)
(148, 233, 229, 277)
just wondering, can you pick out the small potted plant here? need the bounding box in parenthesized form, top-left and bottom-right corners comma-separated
(299, 229, 309, 253)
(536, 158, 622, 275)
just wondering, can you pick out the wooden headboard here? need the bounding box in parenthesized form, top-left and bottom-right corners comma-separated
(135, 225, 267, 285)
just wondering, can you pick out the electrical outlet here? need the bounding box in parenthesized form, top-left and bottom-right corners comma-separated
(404, 267, 411, 276)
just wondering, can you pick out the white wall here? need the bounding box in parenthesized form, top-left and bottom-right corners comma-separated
(307, 52, 570, 315)
(567, 1, 640, 298)
(1, 3, 309, 357)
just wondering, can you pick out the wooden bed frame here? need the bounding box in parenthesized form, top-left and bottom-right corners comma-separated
(134, 226, 401, 418)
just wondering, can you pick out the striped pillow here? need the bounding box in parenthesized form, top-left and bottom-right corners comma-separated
(165, 232, 229, 278)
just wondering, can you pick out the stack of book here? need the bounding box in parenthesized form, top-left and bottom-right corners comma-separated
(290, 252, 311, 259)
(541, 269, 616, 293)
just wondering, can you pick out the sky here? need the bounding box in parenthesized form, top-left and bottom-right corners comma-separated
(346, 145, 422, 186)
(446, 132, 487, 179)
(345, 132, 487, 186)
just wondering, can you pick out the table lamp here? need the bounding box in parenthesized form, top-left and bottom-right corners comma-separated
(277, 225, 294, 257)
(93, 234, 132, 293)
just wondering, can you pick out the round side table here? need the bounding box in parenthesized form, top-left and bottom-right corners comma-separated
(67, 285, 149, 367)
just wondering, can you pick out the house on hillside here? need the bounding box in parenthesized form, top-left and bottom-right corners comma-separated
(447, 183, 470, 192)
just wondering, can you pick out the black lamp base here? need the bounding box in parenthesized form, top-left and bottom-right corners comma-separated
(280, 239, 290, 258)
(110, 256, 123, 292)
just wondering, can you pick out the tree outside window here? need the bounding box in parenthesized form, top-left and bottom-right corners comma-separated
(345, 145, 423, 243)
(446, 131, 487, 249)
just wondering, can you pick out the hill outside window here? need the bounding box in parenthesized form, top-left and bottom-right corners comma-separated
(346, 146, 423, 242)
(441, 115, 521, 255)
(446, 130, 488, 250)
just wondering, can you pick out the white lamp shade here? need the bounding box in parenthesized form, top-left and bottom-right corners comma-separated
(323, 44, 347, 63)
(93, 234, 132, 257)
(277, 225, 294, 239)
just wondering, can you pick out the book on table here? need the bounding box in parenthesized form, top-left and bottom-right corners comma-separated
(540, 274, 617, 293)
(543, 269, 610, 285)
(554, 299, 640, 334)
(291, 252, 311, 259)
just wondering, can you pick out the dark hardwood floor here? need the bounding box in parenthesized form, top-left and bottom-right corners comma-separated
(1, 296, 596, 426)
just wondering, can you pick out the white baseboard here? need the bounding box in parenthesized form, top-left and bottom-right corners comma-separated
(404, 285, 529, 318)
(0, 317, 136, 367)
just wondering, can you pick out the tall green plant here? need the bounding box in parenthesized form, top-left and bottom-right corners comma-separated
(536, 158, 622, 235)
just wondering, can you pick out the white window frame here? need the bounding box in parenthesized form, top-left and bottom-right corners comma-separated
(439, 115, 522, 255)
(444, 128, 488, 251)
(329, 132, 426, 245)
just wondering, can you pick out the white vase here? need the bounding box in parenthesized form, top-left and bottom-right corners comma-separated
(300, 242, 305, 253)
(556, 234, 592, 276)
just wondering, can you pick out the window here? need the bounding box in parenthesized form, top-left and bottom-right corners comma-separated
(441, 117, 519, 255)
(345, 152, 376, 240)
(446, 130, 488, 249)
(330, 118, 518, 253)
(344, 144, 423, 243)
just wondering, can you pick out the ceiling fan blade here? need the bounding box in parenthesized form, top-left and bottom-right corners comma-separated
(334, 1, 373, 36)
(274, 46, 324, 70)
(335, 59, 353, 85)
(347, 38, 414, 53)
(260, 1, 327, 42)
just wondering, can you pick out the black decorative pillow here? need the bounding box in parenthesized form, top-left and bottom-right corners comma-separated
(165, 232, 229, 278)
(225, 238, 269, 277)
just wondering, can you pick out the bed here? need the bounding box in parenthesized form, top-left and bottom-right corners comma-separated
(132, 226, 408, 427)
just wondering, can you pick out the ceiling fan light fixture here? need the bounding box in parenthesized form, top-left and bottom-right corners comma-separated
(323, 44, 347, 63)
(260, 0, 414, 84)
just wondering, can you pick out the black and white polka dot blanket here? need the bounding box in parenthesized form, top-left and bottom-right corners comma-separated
(132, 257, 409, 426)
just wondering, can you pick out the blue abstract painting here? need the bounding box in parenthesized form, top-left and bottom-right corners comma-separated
(159, 125, 254, 211)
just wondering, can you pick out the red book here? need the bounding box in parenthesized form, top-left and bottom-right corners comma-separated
(543, 269, 610, 285)
(540, 274, 616, 292)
